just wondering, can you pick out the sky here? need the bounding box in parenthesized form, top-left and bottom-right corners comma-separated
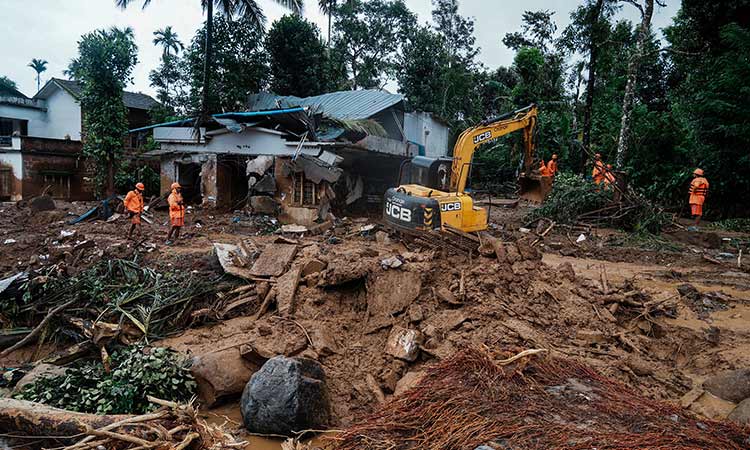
(3, 0, 681, 98)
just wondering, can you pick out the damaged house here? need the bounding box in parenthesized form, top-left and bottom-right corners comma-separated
(0, 78, 159, 201)
(142, 89, 449, 225)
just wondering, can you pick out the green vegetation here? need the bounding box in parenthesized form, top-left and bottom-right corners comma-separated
(15, 346, 196, 414)
(66, 27, 138, 195)
(115, 163, 160, 197)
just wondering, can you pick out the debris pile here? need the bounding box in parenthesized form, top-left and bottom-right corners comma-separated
(334, 347, 750, 450)
(0, 396, 242, 449)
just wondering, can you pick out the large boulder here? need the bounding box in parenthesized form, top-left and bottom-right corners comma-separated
(728, 398, 750, 425)
(29, 195, 56, 213)
(191, 348, 258, 406)
(703, 368, 750, 403)
(241, 356, 330, 435)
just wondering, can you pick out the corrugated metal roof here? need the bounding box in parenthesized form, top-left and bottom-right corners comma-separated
(247, 90, 404, 120)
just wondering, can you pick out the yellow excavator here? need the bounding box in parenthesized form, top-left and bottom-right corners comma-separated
(383, 104, 547, 234)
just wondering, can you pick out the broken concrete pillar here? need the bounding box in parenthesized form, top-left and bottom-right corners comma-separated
(200, 154, 217, 208)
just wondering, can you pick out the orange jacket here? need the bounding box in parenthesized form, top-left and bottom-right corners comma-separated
(592, 161, 605, 184)
(168, 190, 185, 220)
(547, 159, 558, 176)
(689, 177, 709, 205)
(539, 161, 551, 177)
(123, 190, 144, 214)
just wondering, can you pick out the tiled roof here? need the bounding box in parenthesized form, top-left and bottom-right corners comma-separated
(38, 78, 160, 110)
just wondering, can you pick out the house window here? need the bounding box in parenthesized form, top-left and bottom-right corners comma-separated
(292, 172, 318, 206)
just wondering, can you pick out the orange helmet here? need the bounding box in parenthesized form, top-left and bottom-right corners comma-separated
(552, 153, 558, 159)
(135, 182, 145, 190)
(693, 168, 704, 176)
(171, 182, 181, 190)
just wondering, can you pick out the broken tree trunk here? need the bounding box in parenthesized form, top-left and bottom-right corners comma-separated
(0, 398, 130, 439)
(581, 0, 607, 172)
(615, 0, 655, 168)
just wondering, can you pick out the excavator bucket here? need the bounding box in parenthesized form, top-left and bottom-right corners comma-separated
(519, 175, 553, 203)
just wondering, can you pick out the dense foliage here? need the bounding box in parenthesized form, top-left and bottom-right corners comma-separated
(15, 346, 196, 414)
(267, 15, 331, 97)
(67, 27, 138, 195)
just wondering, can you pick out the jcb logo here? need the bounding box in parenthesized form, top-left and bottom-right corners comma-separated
(473, 131, 492, 145)
(440, 202, 461, 212)
(385, 202, 412, 222)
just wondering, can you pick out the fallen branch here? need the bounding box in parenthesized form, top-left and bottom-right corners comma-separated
(0, 299, 76, 358)
(497, 348, 548, 365)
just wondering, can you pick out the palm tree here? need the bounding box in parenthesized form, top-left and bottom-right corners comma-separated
(153, 26, 184, 57)
(115, 0, 303, 129)
(318, 0, 353, 45)
(28, 58, 48, 92)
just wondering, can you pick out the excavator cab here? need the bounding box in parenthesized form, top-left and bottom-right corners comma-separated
(397, 156, 452, 191)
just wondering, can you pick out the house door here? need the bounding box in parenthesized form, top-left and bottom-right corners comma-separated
(0, 168, 11, 200)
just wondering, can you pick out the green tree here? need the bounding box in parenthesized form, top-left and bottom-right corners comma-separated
(183, 15, 268, 112)
(67, 27, 138, 195)
(267, 15, 329, 96)
(0, 76, 18, 92)
(503, 10, 558, 53)
(559, 0, 618, 171)
(115, 0, 302, 125)
(318, 0, 353, 45)
(27, 58, 48, 92)
(332, 0, 415, 89)
(152, 26, 184, 57)
(397, 26, 450, 114)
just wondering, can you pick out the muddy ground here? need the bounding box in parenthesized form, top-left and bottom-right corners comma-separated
(1, 199, 749, 446)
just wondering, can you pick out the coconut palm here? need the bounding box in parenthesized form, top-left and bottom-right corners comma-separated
(115, 0, 303, 128)
(28, 58, 48, 92)
(318, 0, 353, 45)
(153, 26, 184, 57)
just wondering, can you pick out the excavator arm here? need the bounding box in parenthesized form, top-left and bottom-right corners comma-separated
(450, 104, 538, 194)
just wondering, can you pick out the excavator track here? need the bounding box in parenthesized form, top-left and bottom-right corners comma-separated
(380, 221, 480, 255)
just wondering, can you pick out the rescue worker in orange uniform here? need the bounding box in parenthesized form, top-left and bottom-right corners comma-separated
(603, 164, 616, 188)
(123, 182, 145, 240)
(547, 154, 558, 178)
(592, 153, 605, 184)
(688, 168, 709, 229)
(166, 182, 185, 245)
(539, 160, 551, 177)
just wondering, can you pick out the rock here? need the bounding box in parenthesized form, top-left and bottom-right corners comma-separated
(474, 446, 496, 450)
(728, 398, 750, 425)
(12, 364, 67, 394)
(301, 259, 327, 277)
(576, 330, 608, 345)
(557, 262, 576, 281)
(241, 356, 330, 435)
(375, 231, 391, 244)
(249, 196, 279, 215)
(276, 266, 302, 316)
(367, 270, 421, 317)
(625, 355, 654, 376)
(689, 391, 737, 420)
(408, 304, 424, 323)
(434, 286, 461, 305)
(385, 326, 423, 362)
(251, 244, 297, 277)
(703, 368, 750, 403)
(309, 328, 339, 357)
(29, 195, 56, 213)
(394, 370, 426, 396)
(191, 348, 258, 406)
(427, 309, 468, 331)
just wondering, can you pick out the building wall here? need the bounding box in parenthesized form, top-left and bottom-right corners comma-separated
(370, 108, 405, 141)
(404, 112, 450, 158)
(0, 104, 47, 137)
(0, 151, 23, 201)
(42, 89, 82, 140)
(20, 137, 93, 200)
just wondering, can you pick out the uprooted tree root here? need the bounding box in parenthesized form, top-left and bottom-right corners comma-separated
(332, 347, 749, 450)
